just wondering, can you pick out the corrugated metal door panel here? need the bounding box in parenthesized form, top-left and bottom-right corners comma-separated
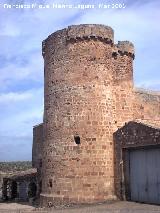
(130, 149, 147, 202)
(129, 148, 160, 204)
(146, 149, 158, 203)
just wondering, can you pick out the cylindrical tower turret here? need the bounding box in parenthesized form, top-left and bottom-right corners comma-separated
(112, 41, 135, 128)
(41, 24, 116, 206)
(112, 41, 135, 199)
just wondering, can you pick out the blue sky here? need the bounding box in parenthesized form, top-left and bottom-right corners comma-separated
(0, 0, 160, 161)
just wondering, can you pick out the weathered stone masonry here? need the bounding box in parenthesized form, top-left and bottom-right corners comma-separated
(32, 124, 43, 170)
(32, 24, 160, 207)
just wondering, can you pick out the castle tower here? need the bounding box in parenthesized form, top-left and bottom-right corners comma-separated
(112, 41, 135, 128)
(40, 24, 134, 206)
(112, 41, 135, 198)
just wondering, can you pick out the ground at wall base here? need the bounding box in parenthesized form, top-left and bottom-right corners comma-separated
(1, 201, 160, 213)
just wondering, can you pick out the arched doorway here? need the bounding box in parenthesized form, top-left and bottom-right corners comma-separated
(11, 181, 17, 199)
(28, 182, 37, 198)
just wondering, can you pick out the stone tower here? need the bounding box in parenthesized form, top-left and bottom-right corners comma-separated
(112, 41, 134, 128)
(40, 24, 134, 206)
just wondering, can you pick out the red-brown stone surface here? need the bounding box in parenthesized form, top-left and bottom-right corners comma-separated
(32, 24, 160, 207)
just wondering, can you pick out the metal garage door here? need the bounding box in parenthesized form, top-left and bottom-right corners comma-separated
(129, 148, 160, 204)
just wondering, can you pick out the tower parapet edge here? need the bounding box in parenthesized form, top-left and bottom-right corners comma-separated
(116, 41, 135, 59)
(42, 24, 114, 57)
(67, 24, 114, 43)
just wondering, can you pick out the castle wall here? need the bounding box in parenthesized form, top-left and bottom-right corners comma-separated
(133, 89, 160, 126)
(32, 123, 43, 170)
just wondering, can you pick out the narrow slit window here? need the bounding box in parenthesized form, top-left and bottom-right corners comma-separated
(49, 179, 52, 188)
(39, 159, 42, 167)
(74, 136, 80, 145)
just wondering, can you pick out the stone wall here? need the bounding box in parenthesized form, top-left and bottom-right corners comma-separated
(0, 162, 32, 201)
(133, 89, 160, 126)
(2, 169, 37, 202)
(0, 173, 7, 200)
(32, 124, 43, 170)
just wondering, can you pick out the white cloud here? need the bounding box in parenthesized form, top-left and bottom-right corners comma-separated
(0, 87, 43, 139)
(0, 91, 33, 103)
(0, 51, 43, 90)
(0, 20, 21, 37)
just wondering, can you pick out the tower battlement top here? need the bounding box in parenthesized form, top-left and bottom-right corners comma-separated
(45, 24, 114, 42)
(42, 24, 114, 56)
(42, 25, 135, 59)
(117, 41, 134, 56)
(112, 41, 135, 59)
(66, 24, 114, 42)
